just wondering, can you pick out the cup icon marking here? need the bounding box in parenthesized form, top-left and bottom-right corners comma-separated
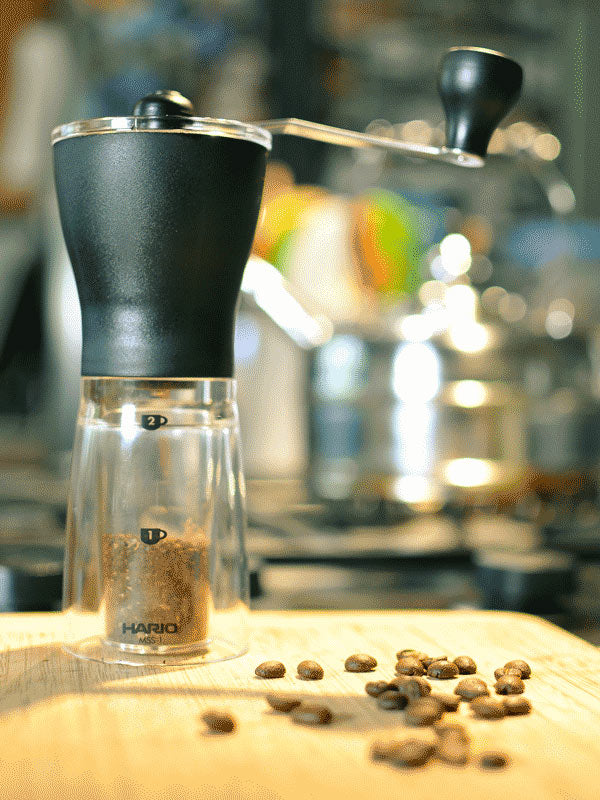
(140, 528, 168, 545)
(141, 414, 168, 430)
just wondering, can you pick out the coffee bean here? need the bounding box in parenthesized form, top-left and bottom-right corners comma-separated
(434, 722, 470, 743)
(388, 675, 411, 690)
(388, 675, 411, 692)
(291, 703, 333, 725)
(394, 676, 432, 699)
(370, 740, 392, 761)
(503, 696, 532, 715)
(433, 693, 461, 711)
(370, 740, 404, 762)
(365, 680, 393, 697)
(494, 674, 525, 695)
(436, 737, 469, 765)
(391, 739, 436, 767)
(396, 649, 429, 662)
(494, 666, 523, 680)
(395, 656, 426, 676)
(297, 660, 324, 680)
(454, 677, 490, 700)
(377, 690, 409, 710)
(480, 751, 510, 769)
(404, 696, 444, 726)
(453, 656, 477, 674)
(265, 694, 302, 712)
(421, 656, 448, 669)
(427, 661, 459, 679)
(201, 710, 236, 733)
(504, 659, 531, 679)
(412, 677, 433, 696)
(345, 653, 377, 672)
(255, 661, 286, 678)
(470, 697, 506, 719)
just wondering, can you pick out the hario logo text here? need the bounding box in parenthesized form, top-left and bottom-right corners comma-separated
(122, 623, 178, 634)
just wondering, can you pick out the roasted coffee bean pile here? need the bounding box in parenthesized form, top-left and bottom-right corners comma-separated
(363, 651, 533, 770)
(202, 651, 534, 772)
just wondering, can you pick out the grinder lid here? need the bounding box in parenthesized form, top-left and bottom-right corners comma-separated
(51, 89, 272, 151)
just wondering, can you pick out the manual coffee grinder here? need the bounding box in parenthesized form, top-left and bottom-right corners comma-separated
(53, 47, 522, 665)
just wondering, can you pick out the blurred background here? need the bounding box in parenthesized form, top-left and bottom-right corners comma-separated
(2, 0, 600, 641)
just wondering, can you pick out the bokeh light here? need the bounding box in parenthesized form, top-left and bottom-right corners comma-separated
(545, 310, 573, 339)
(439, 233, 472, 276)
(451, 380, 488, 407)
(487, 128, 506, 154)
(418, 279, 447, 306)
(532, 133, 561, 160)
(443, 458, 495, 487)
(469, 254, 493, 284)
(507, 121, 536, 149)
(498, 293, 527, 323)
(481, 285, 507, 313)
(445, 284, 478, 319)
(448, 322, 490, 353)
(400, 119, 433, 145)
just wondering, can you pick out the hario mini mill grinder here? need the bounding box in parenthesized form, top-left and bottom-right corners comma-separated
(53, 47, 522, 665)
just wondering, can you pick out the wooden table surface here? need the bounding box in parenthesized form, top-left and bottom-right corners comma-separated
(1, 610, 599, 800)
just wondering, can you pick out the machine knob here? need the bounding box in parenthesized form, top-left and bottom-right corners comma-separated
(133, 90, 195, 117)
(438, 47, 523, 158)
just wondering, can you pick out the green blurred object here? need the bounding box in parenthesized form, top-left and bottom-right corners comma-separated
(358, 189, 423, 297)
(270, 230, 295, 273)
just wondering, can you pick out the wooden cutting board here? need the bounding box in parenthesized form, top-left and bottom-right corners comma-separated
(1, 610, 599, 800)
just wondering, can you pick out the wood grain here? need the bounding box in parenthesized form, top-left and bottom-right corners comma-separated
(0, 610, 599, 800)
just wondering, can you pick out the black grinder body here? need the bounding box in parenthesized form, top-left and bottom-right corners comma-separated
(53, 130, 267, 378)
